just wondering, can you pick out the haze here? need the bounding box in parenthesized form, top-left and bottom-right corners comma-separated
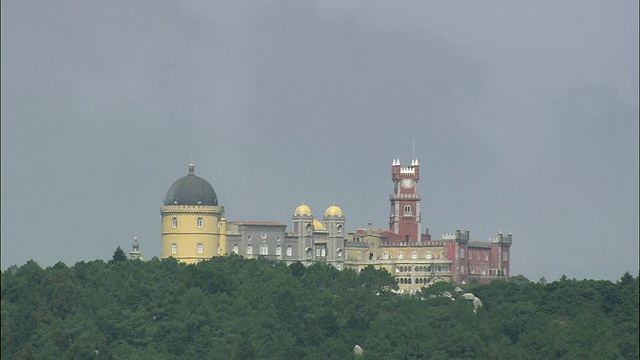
(2, 1, 638, 282)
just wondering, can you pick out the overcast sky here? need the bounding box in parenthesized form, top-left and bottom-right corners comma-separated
(2, 1, 638, 282)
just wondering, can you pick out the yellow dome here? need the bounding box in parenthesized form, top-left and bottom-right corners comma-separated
(294, 204, 312, 216)
(313, 219, 326, 231)
(325, 205, 343, 216)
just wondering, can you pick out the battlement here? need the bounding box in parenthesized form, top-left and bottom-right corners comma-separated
(489, 231, 512, 244)
(389, 194, 421, 200)
(400, 166, 415, 174)
(442, 229, 470, 242)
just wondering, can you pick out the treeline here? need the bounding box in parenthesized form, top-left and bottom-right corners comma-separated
(1, 253, 638, 359)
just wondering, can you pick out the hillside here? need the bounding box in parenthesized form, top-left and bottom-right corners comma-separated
(2, 254, 638, 359)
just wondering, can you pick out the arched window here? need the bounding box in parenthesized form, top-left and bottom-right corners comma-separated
(247, 245, 253, 256)
(404, 205, 412, 215)
(440, 252, 445, 259)
(383, 251, 389, 259)
(286, 246, 292, 256)
(171, 217, 178, 228)
(426, 251, 432, 259)
(232, 244, 238, 254)
(275, 245, 282, 256)
(337, 249, 343, 257)
(469, 251, 472, 259)
(197, 217, 203, 228)
(196, 243, 203, 254)
(485, 253, 489, 261)
(336, 224, 343, 234)
(306, 248, 313, 258)
(411, 251, 418, 259)
(306, 223, 312, 234)
(260, 244, 268, 255)
(398, 251, 404, 260)
(460, 249, 465, 258)
(321, 248, 326, 257)
(171, 243, 177, 254)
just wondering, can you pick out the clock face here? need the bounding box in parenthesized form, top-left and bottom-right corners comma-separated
(401, 179, 414, 189)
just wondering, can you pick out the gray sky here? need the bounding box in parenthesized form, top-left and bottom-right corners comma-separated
(2, 1, 638, 282)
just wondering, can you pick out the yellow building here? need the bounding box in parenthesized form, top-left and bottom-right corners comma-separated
(160, 164, 226, 264)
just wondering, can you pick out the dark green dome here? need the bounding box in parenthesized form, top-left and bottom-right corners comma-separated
(164, 164, 218, 206)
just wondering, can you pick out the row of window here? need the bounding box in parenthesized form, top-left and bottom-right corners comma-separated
(396, 265, 452, 273)
(229, 244, 344, 258)
(460, 249, 509, 262)
(171, 217, 205, 228)
(170, 243, 205, 254)
(382, 250, 445, 260)
(397, 277, 432, 285)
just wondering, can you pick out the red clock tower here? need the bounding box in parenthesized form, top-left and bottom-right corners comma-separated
(389, 159, 421, 244)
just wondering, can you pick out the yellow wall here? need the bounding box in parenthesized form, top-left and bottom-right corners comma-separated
(161, 205, 225, 264)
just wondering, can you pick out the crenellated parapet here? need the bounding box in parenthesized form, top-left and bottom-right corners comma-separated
(442, 229, 470, 243)
(391, 158, 420, 180)
(489, 231, 512, 246)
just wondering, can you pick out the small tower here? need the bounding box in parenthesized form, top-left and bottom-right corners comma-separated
(292, 203, 314, 261)
(324, 204, 346, 267)
(490, 230, 512, 280)
(130, 236, 142, 260)
(389, 158, 422, 244)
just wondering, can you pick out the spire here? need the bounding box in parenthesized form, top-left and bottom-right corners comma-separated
(130, 236, 142, 260)
(188, 163, 195, 175)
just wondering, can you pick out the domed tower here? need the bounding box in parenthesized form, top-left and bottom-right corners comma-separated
(161, 164, 226, 263)
(292, 203, 314, 261)
(323, 205, 345, 267)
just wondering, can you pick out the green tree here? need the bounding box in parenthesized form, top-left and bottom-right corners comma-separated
(110, 246, 128, 263)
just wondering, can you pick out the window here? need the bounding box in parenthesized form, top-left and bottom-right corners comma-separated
(411, 251, 418, 259)
(232, 244, 238, 254)
(316, 248, 321, 257)
(247, 245, 253, 256)
(337, 249, 342, 257)
(286, 246, 292, 257)
(468, 251, 472, 259)
(357, 251, 362, 260)
(485, 253, 489, 261)
(217, 244, 221, 255)
(426, 251, 432, 260)
(196, 243, 203, 254)
(503, 251, 509, 261)
(261, 232, 267, 239)
(171, 217, 177, 228)
(337, 224, 343, 234)
(171, 243, 177, 254)
(440, 252, 445, 259)
(460, 249, 465, 259)
(460, 265, 465, 273)
(197, 217, 203, 228)
(477, 252, 480, 260)
(321, 248, 326, 257)
(306, 223, 312, 234)
(404, 205, 412, 215)
(383, 251, 389, 259)
(398, 251, 404, 260)
(260, 244, 268, 255)
(276, 245, 282, 256)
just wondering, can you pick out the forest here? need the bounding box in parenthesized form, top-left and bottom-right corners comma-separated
(2, 249, 638, 359)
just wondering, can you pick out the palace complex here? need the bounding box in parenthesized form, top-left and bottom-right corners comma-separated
(156, 160, 511, 291)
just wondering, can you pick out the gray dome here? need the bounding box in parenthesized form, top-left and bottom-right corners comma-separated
(164, 164, 218, 206)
